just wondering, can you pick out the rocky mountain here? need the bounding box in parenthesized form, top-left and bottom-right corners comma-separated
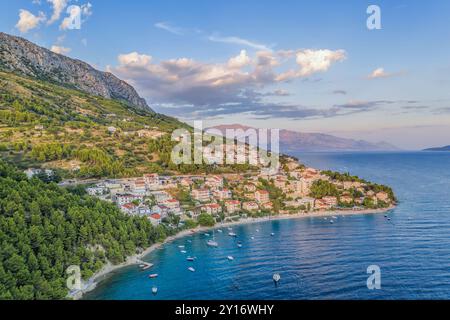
(210, 124, 399, 152)
(0, 32, 152, 111)
(423, 145, 450, 151)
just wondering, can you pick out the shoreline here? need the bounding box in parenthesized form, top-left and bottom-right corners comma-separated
(73, 205, 395, 300)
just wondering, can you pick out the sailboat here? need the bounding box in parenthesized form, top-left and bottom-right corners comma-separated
(207, 229, 218, 247)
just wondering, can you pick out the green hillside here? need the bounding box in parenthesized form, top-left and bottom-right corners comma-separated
(0, 159, 171, 299)
(0, 71, 257, 177)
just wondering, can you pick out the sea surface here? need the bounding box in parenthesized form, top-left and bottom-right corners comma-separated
(85, 152, 450, 300)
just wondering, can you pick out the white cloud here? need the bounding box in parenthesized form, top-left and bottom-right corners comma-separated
(118, 52, 153, 67)
(15, 9, 46, 33)
(109, 48, 345, 111)
(154, 22, 184, 35)
(208, 35, 272, 52)
(50, 45, 71, 55)
(227, 50, 251, 69)
(368, 67, 393, 79)
(47, 0, 68, 25)
(275, 49, 346, 81)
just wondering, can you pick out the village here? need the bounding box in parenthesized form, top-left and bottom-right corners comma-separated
(69, 157, 395, 227)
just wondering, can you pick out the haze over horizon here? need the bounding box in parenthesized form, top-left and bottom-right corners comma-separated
(1, 0, 450, 150)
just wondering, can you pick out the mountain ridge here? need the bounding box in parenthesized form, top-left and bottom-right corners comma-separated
(423, 145, 450, 151)
(210, 124, 399, 152)
(0, 32, 152, 112)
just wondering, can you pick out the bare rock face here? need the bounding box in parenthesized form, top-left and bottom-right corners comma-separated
(0, 32, 152, 112)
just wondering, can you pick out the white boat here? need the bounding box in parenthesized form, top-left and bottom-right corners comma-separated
(180, 250, 187, 254)
(228, 227, 233, 231)
(273, 273, 281, 283)
(228, 232, 237, 237)
(141, 263, 154, 270)
(152, 287, 158, 294)
(187, 257, 195, 261)
(330, 220, 334, 224)
(188, 267, 196, 272)
(270, 233, 275, 236)
(237, 242, 243, 248)
(178, 245, 185, 249)
(256, 229, 260, 232)
(148, 274, 158, 279)
(217, 229, 223, 233)
(227, 256, 234, 261)
(207, 240, 218, 247)
(204, 233, 210, 236)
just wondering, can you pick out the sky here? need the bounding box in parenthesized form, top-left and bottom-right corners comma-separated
(1, 0, 450, 150)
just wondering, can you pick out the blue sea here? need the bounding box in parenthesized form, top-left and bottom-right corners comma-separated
(85, 152, 450, 300)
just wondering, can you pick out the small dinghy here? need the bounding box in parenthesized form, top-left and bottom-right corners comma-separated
(204, 233, 210, 236)
(228, 232, 237, 237)
(180, 250, 187, 254)
(188, 267, 196, 272)
(273, 273, 281, 283)
(270, 233, 275, 237)
(148, 274, 158, 279)
(187, 256, 195, 261)
(178, 245, 185, 249)
(227, 256, 234, 261)
(152, 287, 158, 295)
(237, 242, 243, 248)
(217, 229, 223, 233)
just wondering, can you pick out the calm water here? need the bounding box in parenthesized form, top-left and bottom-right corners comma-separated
(85, 152, 450, 300)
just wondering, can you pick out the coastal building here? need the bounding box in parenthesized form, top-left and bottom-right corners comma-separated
(149, 191, 171, 203)
(261, 202, 273, 210)
(149, 213, 162, 226)
(340, 195, 353, 204)
(322, 196, 338, 207)
(297, 197, 315, 211)
(255, 190, 270, 203)
(243, 201, 259, 212)
(314, 199, 329, 210)
(224, 200, 241, 214)
(205, 175, 223, 189)
(115, 193, 143, 206)
(121, 203, 138, 215)
(86, 186, 108, 196)
(201, 203, 222, 215)
(151, 205, 169, 218)
(213, 189, 232, 201)
(144, 174, 160, 189)
(376, 192, 389, 202)
(192, 189, 211, 202)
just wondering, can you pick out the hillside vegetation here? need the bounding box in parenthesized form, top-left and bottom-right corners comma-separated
(0, 159, 173, 299)
(0, 71, 253, 177)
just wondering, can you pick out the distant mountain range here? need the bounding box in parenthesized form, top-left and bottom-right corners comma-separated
(423, 145, 450, 151)
(210, 124, 400, 152)
(0, 32, 152, 111)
